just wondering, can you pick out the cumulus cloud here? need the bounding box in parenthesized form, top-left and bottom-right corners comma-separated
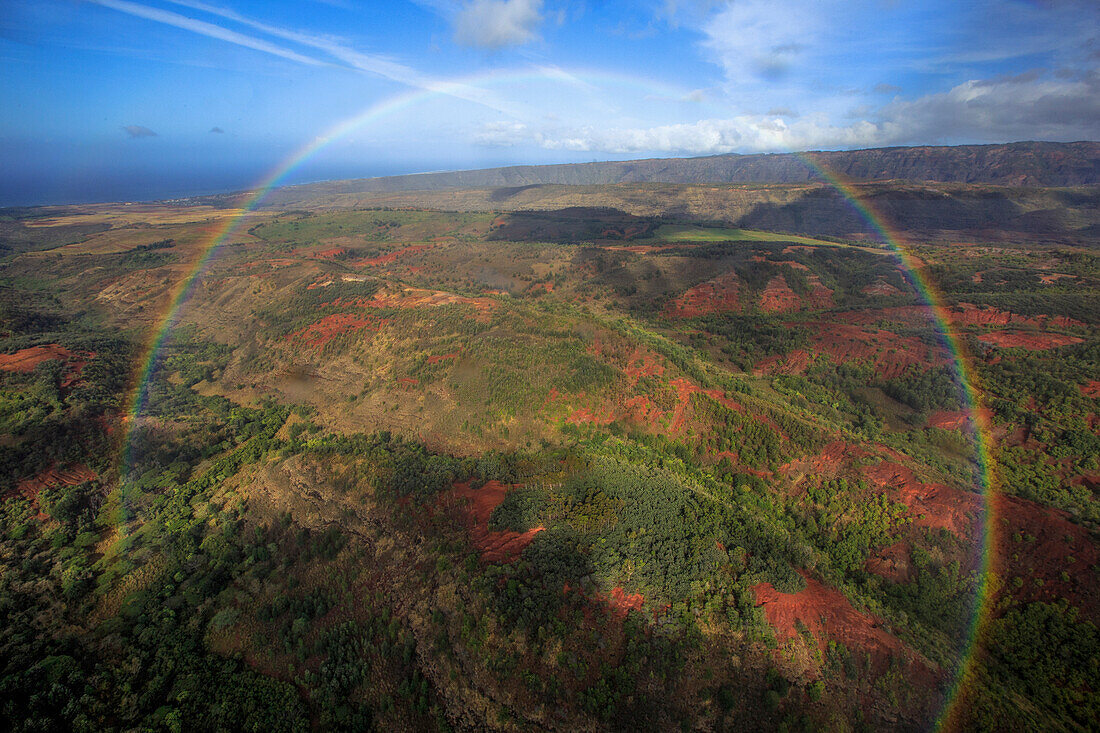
(454, 0, 543, 48)
(473, 71, 1100, 155)
(123, 125, 157, 138)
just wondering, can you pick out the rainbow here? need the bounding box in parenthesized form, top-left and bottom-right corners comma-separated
(121, 66, 705, 459)
(118, 71, 997, 729)
(794, 153, 998, 730)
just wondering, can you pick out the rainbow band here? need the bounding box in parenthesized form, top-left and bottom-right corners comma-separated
(118, 76, 994, 730)
(795, 153, 996, 730)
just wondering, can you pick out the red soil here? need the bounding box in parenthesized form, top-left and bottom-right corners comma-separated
(804, 276, 834, 310)
(354, 244, 430, 267)
(451, 480, 544, 563)
(291, 313, 382, 349)
(754, 349, 813, 376)
(6, 464, 97, 521)
(993, 494, 1100, 617)
(838, 306, 935, 327)
(397, 377, 419, 387)
(753, 572, 930, 676)
(948, 303, 1085, 330)
(426, 352, 459, 364)
(759, 276, 803, 313)
(622, 350, 665, 389)
(1038, 273, 1074, 284)
(566, 407, 616, 426)
(0, 344, 74, 372)
(861, 280, 902, 296)
(862, 461, 979, 536)
(927, 408, 993, 431)
(768, 323, 944, 380)
(781, 441, 870, 479)
(664, 271, 740, 318)
(602, 587, 645, 619)
(324, 288, 498, 322)
(667, 378, 743, 432)
(864, 542, 912, 584)
(622, 395, 660, 423)
(0, 345, 93, 388)
(1081, 380, 1100, 399)
(781, 245, 816, 255)
(978, 331, 1084, 350)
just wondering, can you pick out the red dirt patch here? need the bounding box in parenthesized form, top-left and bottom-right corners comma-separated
(602, 587, 645, 619)
(838, 306, 935, 327)
(978, 331, 1084, 350)
(0, 344, 75, 372)
(1081, 380, 1100, 399)
(354, 244, 430, 267)
(927, 408, 993, 431)
(861, 280, 902, 296)
(865, 542, 912, 584)
(948, 303, 1084, 330)
(364, 288, 497, 321)
(6, 464, 97, 521)
(291, 313, 382, 349)
(994, 494, 1100, 617)
(796, 323, 945, 380)
(566, 407, 616, 426)
(622, 395, 661, 424)
(664, 271, 741, 318)
(622, 350, 665, 389)
(753, 572, 929, 676)
(781, 441, 870, 479)
(0, 345, 93, 388)
(754, 348, 813, 376)
(451, 480, 544, 563)
(759, 276, 802, 313)
(426, 352, 459, 364)
(804, 276, 834, 310)
(862, 462, 979, 536)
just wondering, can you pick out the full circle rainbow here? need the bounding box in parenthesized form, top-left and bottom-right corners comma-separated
(119, 70, 998, 730)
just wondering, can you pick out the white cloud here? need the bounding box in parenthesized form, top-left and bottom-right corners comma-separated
(473, 71, 1100, 155)
(454, 0, 543, 48)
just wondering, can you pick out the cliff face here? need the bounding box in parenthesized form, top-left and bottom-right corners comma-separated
(274, 141, 1100, 197)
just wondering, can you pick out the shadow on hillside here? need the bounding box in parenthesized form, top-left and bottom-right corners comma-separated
(487, 207, 670, 243)
(734, 186, 1100, 241)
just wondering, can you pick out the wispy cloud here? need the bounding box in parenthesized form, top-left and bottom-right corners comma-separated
(90, 0, 324, 66)
(161, 0, 523, 115)
(123, 124, 157, 138)
(210, 126, 225, 133)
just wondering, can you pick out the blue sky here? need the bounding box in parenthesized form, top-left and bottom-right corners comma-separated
(2, 0, 1098, 205)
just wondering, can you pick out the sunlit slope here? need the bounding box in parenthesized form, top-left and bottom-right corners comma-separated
(1, 199, 1096, 731)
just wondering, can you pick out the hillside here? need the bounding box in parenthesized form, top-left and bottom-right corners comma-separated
(264, 142, 1100, 202)
(0, 180, 1097, 731)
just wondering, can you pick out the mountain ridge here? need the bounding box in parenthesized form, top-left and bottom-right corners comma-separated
(275, 141, 1100, 198)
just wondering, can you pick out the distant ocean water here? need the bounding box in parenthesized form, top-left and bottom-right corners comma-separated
(0, 163, 418, 208)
